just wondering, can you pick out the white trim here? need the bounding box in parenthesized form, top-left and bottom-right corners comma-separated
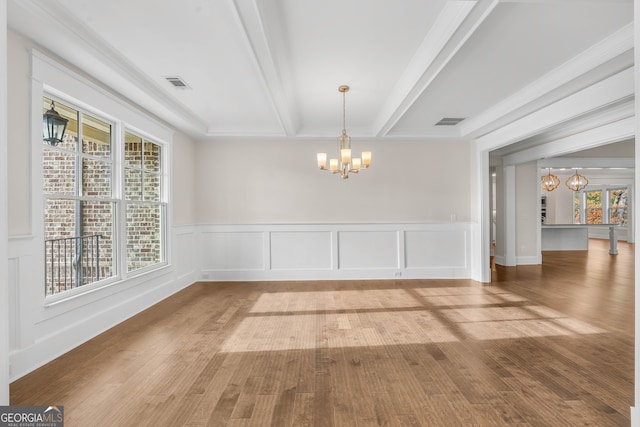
(473, 149, 491, 282)
(516, 256, 541, 266)
(32, 50, 172, 143)
(477, 68, 634, 152)
(8, 225, 199, 381)
(34, 50, 172, 302)
(634, 1, 640, 421)
(461, 23, 634, 137)
(539, 157, 635, 169)
(0, 0, 9, 404)
(503, 117, 635, 166)
(10, 0, 207, 137)
(227, 0, 297, 136)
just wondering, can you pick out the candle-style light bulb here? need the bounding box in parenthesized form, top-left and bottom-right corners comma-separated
(317, 152, 327, 169)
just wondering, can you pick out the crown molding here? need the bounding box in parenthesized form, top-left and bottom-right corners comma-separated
(8, 0, 209, 137)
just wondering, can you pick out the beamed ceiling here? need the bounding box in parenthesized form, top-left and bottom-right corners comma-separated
(7, 0, 634, 143)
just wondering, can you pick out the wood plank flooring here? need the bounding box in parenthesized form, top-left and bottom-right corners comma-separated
(11, 239, 634, 426)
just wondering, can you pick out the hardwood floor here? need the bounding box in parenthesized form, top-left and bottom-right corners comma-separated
(11, 239, 634, 426)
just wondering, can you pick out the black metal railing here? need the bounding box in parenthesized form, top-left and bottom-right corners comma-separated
(45, 235, 102, 296)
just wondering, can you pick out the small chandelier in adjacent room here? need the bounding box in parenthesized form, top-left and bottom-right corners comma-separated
(316, 85, 371, 179)
(565, 169, 588, 191)
(541, 168, 560, 192)
(42, 100, 69, 146)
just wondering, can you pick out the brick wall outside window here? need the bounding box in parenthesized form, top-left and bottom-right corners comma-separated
(43, 98, 166, 296)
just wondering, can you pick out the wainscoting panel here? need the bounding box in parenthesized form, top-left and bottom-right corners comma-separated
(404, 230, 467, 269)
(338, 231, 399, 270)
(8, 257, 19, 352)
(173, 226, 198, 281)
(199, 223, 472, 281)
(270, 231, 332, 270)
(201, 231, 265, 271)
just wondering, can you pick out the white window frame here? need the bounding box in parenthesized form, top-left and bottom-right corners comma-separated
(42, 94, 120, 298)
(120, 129, 168, 276)
(32, 50, 172, 305)
(574, 185, 630, 227)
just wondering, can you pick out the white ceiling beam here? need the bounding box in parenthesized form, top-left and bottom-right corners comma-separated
(538, 157, 634, 169)
(477, 67, 634, 153)
(500, 0, 631, 3)
(373, 0, 497, 137)
(8, 0, 210, 138)
(228, 0, 298, 137)
(502, 116, 635, 166)
(502, 98, 634, 150)
(461, 23, 634, 137)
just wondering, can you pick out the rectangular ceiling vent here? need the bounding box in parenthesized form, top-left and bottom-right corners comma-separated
(165, 76, 191, 89)
(435, 117, 465, 126)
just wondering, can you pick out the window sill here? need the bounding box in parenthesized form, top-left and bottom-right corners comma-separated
(43, 262, 171, 308)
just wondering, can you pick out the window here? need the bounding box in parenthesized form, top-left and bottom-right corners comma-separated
(124, 132, 165, 272)
(585, 190, 602, 224)
(43, 96, 166, 298)
(609, 188, 628, 226)
(573, 186, 629, 227)
(43, 97, 115, 296)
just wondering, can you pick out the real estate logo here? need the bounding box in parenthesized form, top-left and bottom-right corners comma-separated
(0, 406, 64, 427)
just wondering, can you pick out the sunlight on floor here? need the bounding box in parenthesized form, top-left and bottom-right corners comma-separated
(249, 289, 421, 313)
(219, 286, 606, 353)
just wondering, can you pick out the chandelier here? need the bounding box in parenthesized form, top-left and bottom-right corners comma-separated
(565, 169, 588, 191)
(541, 168, 560, 192)
(316, 85, 371, 179)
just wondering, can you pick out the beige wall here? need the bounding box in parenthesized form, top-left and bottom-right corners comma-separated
(543, 172, 576, 224)
(195, 139, 472, 224)
(7, 31, 32, 235)
(516, 161, 538, 258)
(172, 131, 197, 225)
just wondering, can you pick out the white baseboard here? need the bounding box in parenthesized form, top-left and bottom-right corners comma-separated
(8, 226, 200, 381)
(9, 273, 194, 381)
(494, 255, 540, 266)
(516, 255, 541, 265)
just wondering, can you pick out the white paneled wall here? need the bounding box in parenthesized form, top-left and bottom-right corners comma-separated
(201, 223, 472, 281)
(7, 226, 198, 381)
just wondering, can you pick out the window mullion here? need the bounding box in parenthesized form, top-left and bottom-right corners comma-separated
(115, 122, 127, 281)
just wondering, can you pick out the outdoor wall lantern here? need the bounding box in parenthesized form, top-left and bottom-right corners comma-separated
(43, 101, 68, 146)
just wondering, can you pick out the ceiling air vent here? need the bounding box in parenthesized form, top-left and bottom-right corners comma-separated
(435, 117, 465, 126)
(164, 76, 191, 89)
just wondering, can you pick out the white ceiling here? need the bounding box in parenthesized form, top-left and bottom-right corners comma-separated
(7, 0, 634, 143)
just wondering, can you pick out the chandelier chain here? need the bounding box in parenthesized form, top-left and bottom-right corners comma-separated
(342, 89, 347, 134)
